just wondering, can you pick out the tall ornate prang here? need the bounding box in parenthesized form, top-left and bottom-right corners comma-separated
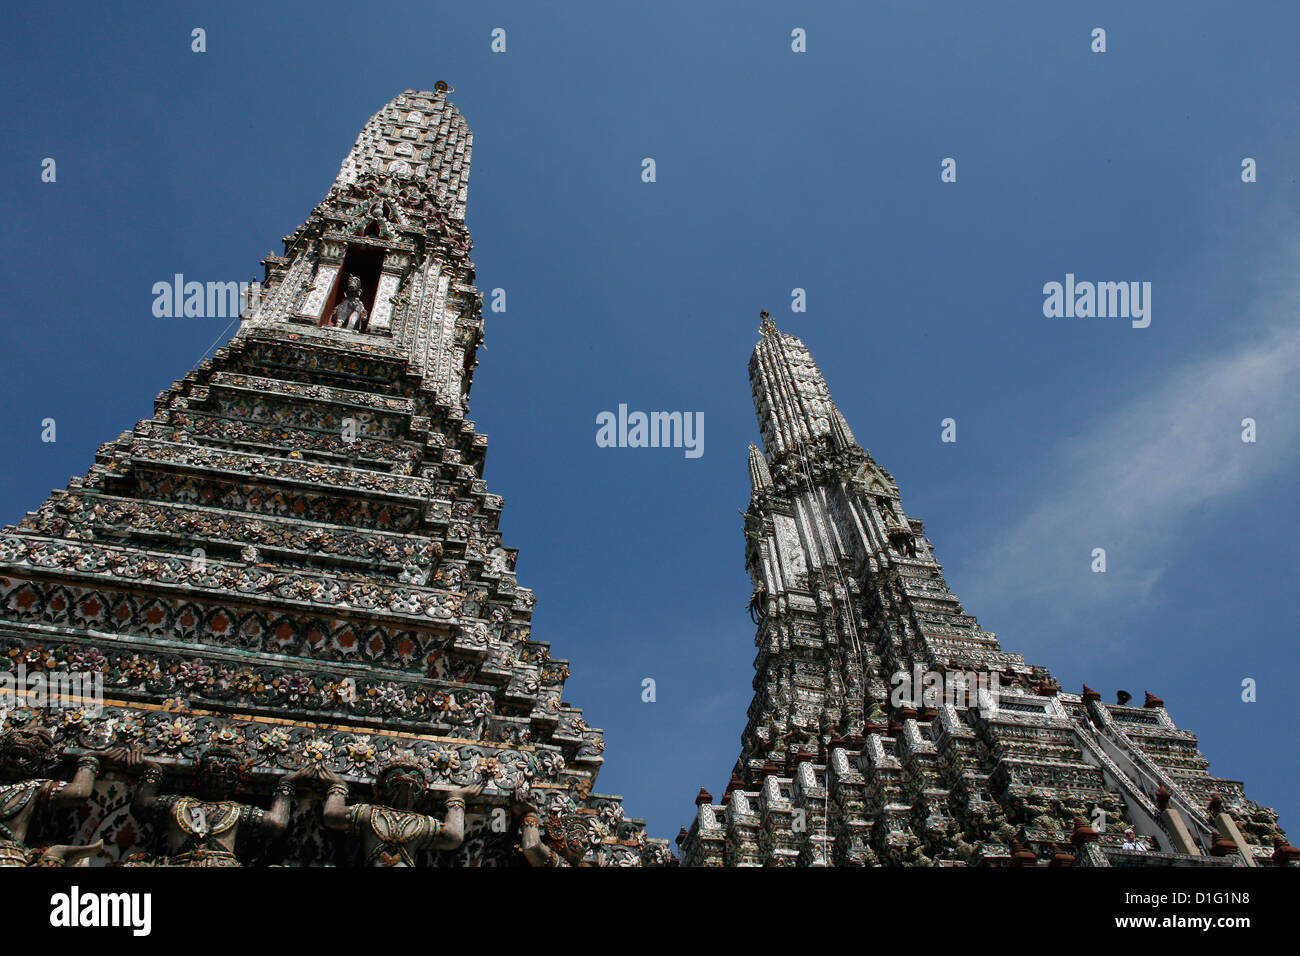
(679, 315, 1292, 867)
(0, 89, 671, 867)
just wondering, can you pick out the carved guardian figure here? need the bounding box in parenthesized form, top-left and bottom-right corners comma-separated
(315, 754, 482, 866)
(0, 710, 104, 867)
(125, 746, 307, 866)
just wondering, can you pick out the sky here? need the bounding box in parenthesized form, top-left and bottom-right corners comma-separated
(1, 1, 1297, 843)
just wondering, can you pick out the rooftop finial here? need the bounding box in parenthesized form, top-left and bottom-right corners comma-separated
(758, 309, 779, 336)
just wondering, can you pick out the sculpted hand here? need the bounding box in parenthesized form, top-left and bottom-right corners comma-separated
(512, 797, 541, 819)
(446, 783, 483, 802)
(313, 766, 344, 786)
(105, 746, 155, 774)
(281, 765, 320, 787)
(38, 840, 104, 866)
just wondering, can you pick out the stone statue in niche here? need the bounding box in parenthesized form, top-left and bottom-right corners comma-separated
(331, 275, 368, 331)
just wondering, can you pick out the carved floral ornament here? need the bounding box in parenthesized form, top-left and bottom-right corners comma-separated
(0, 638, 544, 729)
(0, 704, 564, 795)
(0, 537, 501, 623)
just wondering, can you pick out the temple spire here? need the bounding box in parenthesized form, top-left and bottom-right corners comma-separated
(748, 320, 844, 463)
(244, 88, 480, 399)
(0, 91, 672, 868)
(682, 322, 1289, 867)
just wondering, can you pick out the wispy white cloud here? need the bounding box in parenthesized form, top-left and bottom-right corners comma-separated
(951, 277, 1300, 641)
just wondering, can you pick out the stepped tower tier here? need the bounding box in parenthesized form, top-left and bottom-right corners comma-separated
(0, 89, 671, 867)
(680, 314, 1291, 867)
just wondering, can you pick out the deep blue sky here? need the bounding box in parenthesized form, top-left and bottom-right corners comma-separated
(2, 1, 1297, 842)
